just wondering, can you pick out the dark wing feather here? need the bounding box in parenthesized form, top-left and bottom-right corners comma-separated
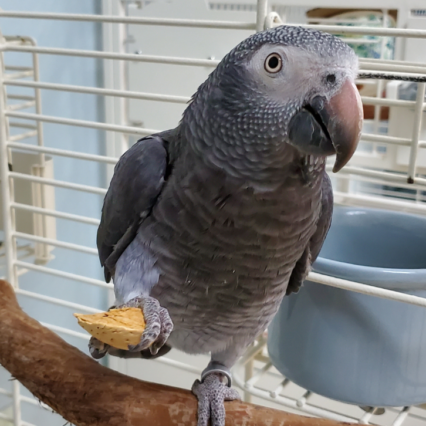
(97, 134, 171, 282)
(286, 172, 333, 295)
(309, 172, 333, 263)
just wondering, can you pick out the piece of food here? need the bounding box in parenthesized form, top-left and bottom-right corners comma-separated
(74, 307, 145, 350)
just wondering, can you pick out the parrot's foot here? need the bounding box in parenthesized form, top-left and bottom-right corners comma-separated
(119, 296, 173, 355)
(89, 336, 110, 359)
(89, 336, 172, 359)
(88, 296, 173, 358)
(192, 369, 240, 426)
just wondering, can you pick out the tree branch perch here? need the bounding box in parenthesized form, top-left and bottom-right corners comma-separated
(0, 279, 347, 426)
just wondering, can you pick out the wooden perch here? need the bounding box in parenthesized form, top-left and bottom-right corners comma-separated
(0, 279, 347, 426)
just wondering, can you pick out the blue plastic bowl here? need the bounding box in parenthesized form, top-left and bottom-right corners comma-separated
(268, 206, 426, 407)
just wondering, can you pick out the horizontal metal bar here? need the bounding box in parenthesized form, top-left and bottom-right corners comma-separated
(288, 23, 426, 39)
(0, 11, 256, 30)
(7, 94, 35, 101)
(5, 45, 220, 68)
(309, 272, 426, 308)
(341, 38, 380, 45)
(335, 190, 426, 213)
(0, 388, 12, 397)
(40, 321, 90, 340)
(11, 202, 100, 225)
(360, 133, 412, 146)
(333, 167, 426, 192)
(359, 60, 426, 74)
(4, 70, 34, 80)
(15, 261, 110, 289)
(361, 57, 426, 68)
(5, 79, 191, 103)
(15, 288, 101, 313)
(414, 176, 426, 185)
(10, 39, 426, 77)
(9, 171, 107, 195)
(7, 100, 36, 111)
(9, 131, 37, 142)
(16, 261, 108, 288)
(336, 166, 413, 185)
(4, 12, 426, 38)
(307, 18, 379, 24)
(2, 38, 29, 48)
(5, 111, 158, 136)
(9, 121, 36, 130)
(8, 141, 119, 164)
(360, 96, 416, 109)
(13, 232, 98, 255)
(335, 171, 426, 192)
(4, 65, 33, 72)
(4, 35, 34, 42)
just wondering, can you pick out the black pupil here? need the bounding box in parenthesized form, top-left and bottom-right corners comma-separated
(327, 74, 336, 84)
(268, 56, 279, 69)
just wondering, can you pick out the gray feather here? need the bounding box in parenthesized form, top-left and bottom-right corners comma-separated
(310, 172, 333, 263)
(286, 172, 333, 295)
(97, 134, 170, 282)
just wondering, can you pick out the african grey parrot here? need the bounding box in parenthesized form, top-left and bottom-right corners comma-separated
(90, 25, 363, 426)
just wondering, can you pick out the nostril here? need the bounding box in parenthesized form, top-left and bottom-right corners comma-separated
(326, 74, 336, 84)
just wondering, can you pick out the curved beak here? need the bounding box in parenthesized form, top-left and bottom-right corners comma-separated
(288, 80, 363, 172)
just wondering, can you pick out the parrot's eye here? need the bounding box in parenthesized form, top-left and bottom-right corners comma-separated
(264, 53, 283, 73)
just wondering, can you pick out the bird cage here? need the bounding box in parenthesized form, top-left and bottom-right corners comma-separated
(1, 1, 426, 425)
(0, 35, 56, 274)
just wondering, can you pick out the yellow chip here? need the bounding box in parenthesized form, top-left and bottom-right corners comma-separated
(74, 307, 146, 350)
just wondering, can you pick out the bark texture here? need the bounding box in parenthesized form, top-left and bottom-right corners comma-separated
(0, 279, 347, 426)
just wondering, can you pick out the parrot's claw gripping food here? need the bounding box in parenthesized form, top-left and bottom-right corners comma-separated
(88, 337, 173, 359)
(192, 373, 241, 426)
(82, 300, 172, 358)
(121, 296, 173, 355)
(89, 336, 110, 359)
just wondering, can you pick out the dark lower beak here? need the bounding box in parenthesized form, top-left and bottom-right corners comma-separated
(288, 80, 363, 172)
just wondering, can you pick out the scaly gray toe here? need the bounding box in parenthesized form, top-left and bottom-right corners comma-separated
(192, 373, 240, 426)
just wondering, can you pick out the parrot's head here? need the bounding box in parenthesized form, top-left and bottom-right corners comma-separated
(185, 25, 363, 177)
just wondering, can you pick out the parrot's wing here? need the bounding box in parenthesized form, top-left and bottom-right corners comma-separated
(309, 172, 333, 263)
(97, 132, 174, 282)
(286, 172, 333, 295)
